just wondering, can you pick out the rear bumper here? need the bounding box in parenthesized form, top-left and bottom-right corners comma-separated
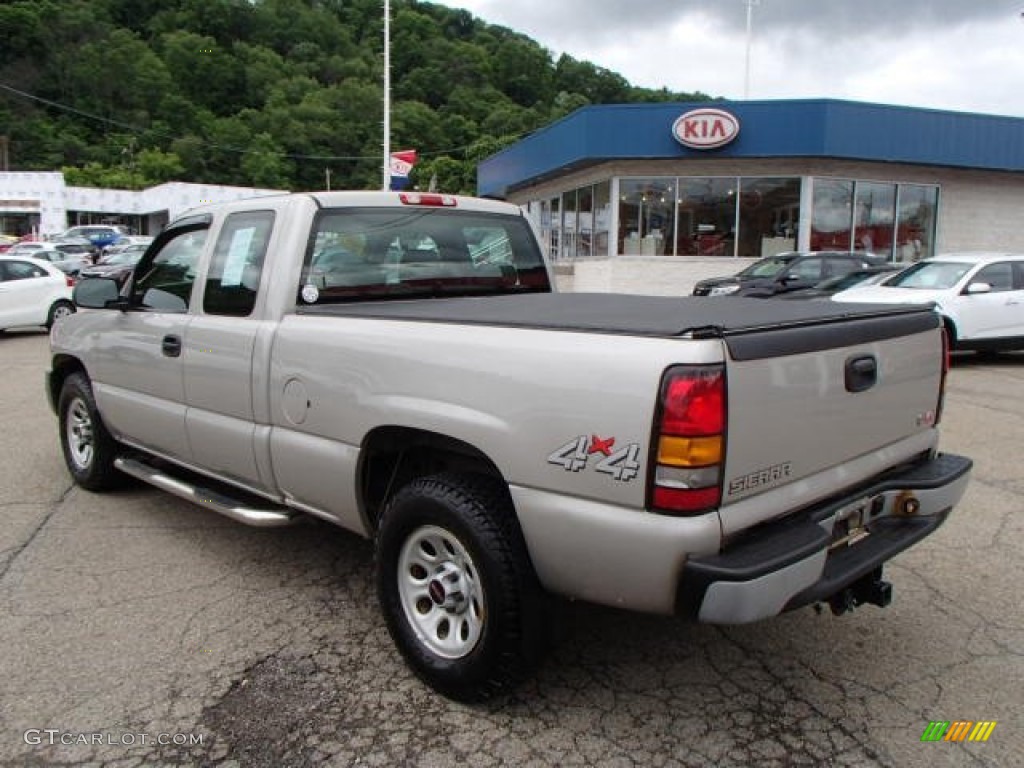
(676, 452, 972, 623)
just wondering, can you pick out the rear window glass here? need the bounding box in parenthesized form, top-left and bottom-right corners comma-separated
(297, 207, 549, 304)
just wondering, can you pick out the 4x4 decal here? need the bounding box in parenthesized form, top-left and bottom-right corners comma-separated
(547, 435, 641, 482)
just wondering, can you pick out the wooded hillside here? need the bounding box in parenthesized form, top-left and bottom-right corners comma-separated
(0, 0, 710, 193)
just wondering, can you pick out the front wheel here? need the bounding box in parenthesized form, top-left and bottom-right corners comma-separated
(375, 473, 546, 702)
(58, 373, 122, 491)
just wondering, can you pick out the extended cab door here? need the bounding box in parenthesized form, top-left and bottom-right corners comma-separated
(86, 218, 210, 461)
(183, 209, 276, 491)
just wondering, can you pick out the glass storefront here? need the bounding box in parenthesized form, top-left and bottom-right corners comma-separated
(534, 175, 937, 262)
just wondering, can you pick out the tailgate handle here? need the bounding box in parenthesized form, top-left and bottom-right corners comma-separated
(845, 355, 877, 393)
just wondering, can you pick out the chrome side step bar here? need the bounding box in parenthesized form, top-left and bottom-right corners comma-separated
(114, 457, 300, 528)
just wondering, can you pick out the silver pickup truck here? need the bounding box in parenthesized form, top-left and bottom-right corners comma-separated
(48, 191, 972, 701)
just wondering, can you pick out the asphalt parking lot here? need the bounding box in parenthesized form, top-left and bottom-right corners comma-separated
(1, 330, 1021, 767)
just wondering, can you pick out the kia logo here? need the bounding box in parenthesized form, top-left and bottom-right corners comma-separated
(672, 108, 740, 149)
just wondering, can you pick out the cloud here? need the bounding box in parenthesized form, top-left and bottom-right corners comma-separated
(438, 0, 1024, 114)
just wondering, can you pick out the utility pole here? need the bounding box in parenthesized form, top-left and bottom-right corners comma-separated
(744, 0, 760, 99)
(325, 167, 332, 191)
(382, 0, 392, 191)
(0, 135, 9, 171)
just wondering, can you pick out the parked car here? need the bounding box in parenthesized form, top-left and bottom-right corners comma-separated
(774, 263, 907, 300)
(59, 225, 130, 252)
(78, 245, 148, 286)
(832, 252, 1024, 351)
(28, 245, 92, 278)
(0, 235, 18, 253)
(692, 250, 888, 297)
(102, 236, 153, 257)
(0, 256, 76, 332)
(6, 241, 52, 258)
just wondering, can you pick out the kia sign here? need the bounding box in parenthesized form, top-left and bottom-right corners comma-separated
(672, 108, 740, 150)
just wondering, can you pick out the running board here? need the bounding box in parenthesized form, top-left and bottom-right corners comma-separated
(114, 457, 300, 528)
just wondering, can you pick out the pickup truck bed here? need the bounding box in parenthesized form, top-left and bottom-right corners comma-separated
(303, 293, 939, 365)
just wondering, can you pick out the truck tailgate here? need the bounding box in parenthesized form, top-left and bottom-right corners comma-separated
(716, 306, 943, 534)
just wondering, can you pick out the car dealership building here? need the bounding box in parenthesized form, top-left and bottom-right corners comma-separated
(479, 99, 1024, 290)
(0, 172, 285, 238)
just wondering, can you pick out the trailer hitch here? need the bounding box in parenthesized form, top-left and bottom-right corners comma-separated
(828, 567, 893, 616)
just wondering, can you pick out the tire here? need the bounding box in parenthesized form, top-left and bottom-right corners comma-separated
(375, 473, 546, 702)
(58, 373, 122, 491)
(46, 300, 75, 329)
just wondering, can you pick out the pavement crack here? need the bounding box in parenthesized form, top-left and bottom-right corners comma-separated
(0, 482, 75, 582)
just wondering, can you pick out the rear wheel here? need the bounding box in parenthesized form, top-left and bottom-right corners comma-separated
(47, 300, 75, 329)
(375, 473, 545, 702)
(58, 373, 121, 491)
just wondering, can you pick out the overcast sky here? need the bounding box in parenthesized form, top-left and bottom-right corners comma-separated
(438, 0, 1024, 117)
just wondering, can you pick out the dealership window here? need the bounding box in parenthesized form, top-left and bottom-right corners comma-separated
(736, 177, 801, 258)
(895, 184, 938, 262)
(812, 178, 937, 262)
(854, 181, 896, 259)
(541, 196, 561, 261)
(619, 178, 676, 255)
(593, 181, 611, 257)
(676, 178, 735, 256)
(811, 179, 855, 251)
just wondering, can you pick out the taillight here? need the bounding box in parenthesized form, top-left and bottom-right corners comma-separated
(649, 365, 726, 515)
(935, 326, 950, 424)
(399, 192, 457, 207)
(66, 275, 75, 287)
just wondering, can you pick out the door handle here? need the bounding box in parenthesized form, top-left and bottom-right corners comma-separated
(161, 334, 182, 358)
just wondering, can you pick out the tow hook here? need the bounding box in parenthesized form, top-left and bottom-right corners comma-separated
(827, 567, 893, 616)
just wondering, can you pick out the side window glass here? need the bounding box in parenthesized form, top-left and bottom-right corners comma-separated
(791, 257, 823, 280)
(828, 258, 858, 277)
(132, 227, 208, 312)
(2, 260, 46, 280)
(204, 211, 274, 316)
(972, 263, 1013, 293)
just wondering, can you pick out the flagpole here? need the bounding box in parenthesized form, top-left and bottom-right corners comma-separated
(382, 0, 391, 190)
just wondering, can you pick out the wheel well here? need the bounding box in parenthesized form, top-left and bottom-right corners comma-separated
(358, 426, 505, 532)
(48, 355, 87, 410)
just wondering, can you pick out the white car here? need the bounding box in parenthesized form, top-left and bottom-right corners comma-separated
(6, 241, 52, 258)
(0, 256, 76, 332)
(832, 252, 1024, 351)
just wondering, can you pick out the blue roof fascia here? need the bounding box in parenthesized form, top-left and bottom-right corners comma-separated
(477, 99, 1024, 198)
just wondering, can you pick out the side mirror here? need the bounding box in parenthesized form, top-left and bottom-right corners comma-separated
(73, 277, 127, 310)
(965, 282, 991, 295)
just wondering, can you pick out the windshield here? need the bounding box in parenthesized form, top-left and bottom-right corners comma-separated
(298, 207, 550, 304)
(737, 254, 797, 278)
(885, 261, 973, 289)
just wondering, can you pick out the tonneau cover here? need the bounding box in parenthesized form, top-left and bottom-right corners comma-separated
(298, 293, 937, 360)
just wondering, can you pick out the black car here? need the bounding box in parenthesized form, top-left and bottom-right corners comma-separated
(773, 263, 907, 299)
(77, 246, 147, 287)
(692, 250, 888, 297)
